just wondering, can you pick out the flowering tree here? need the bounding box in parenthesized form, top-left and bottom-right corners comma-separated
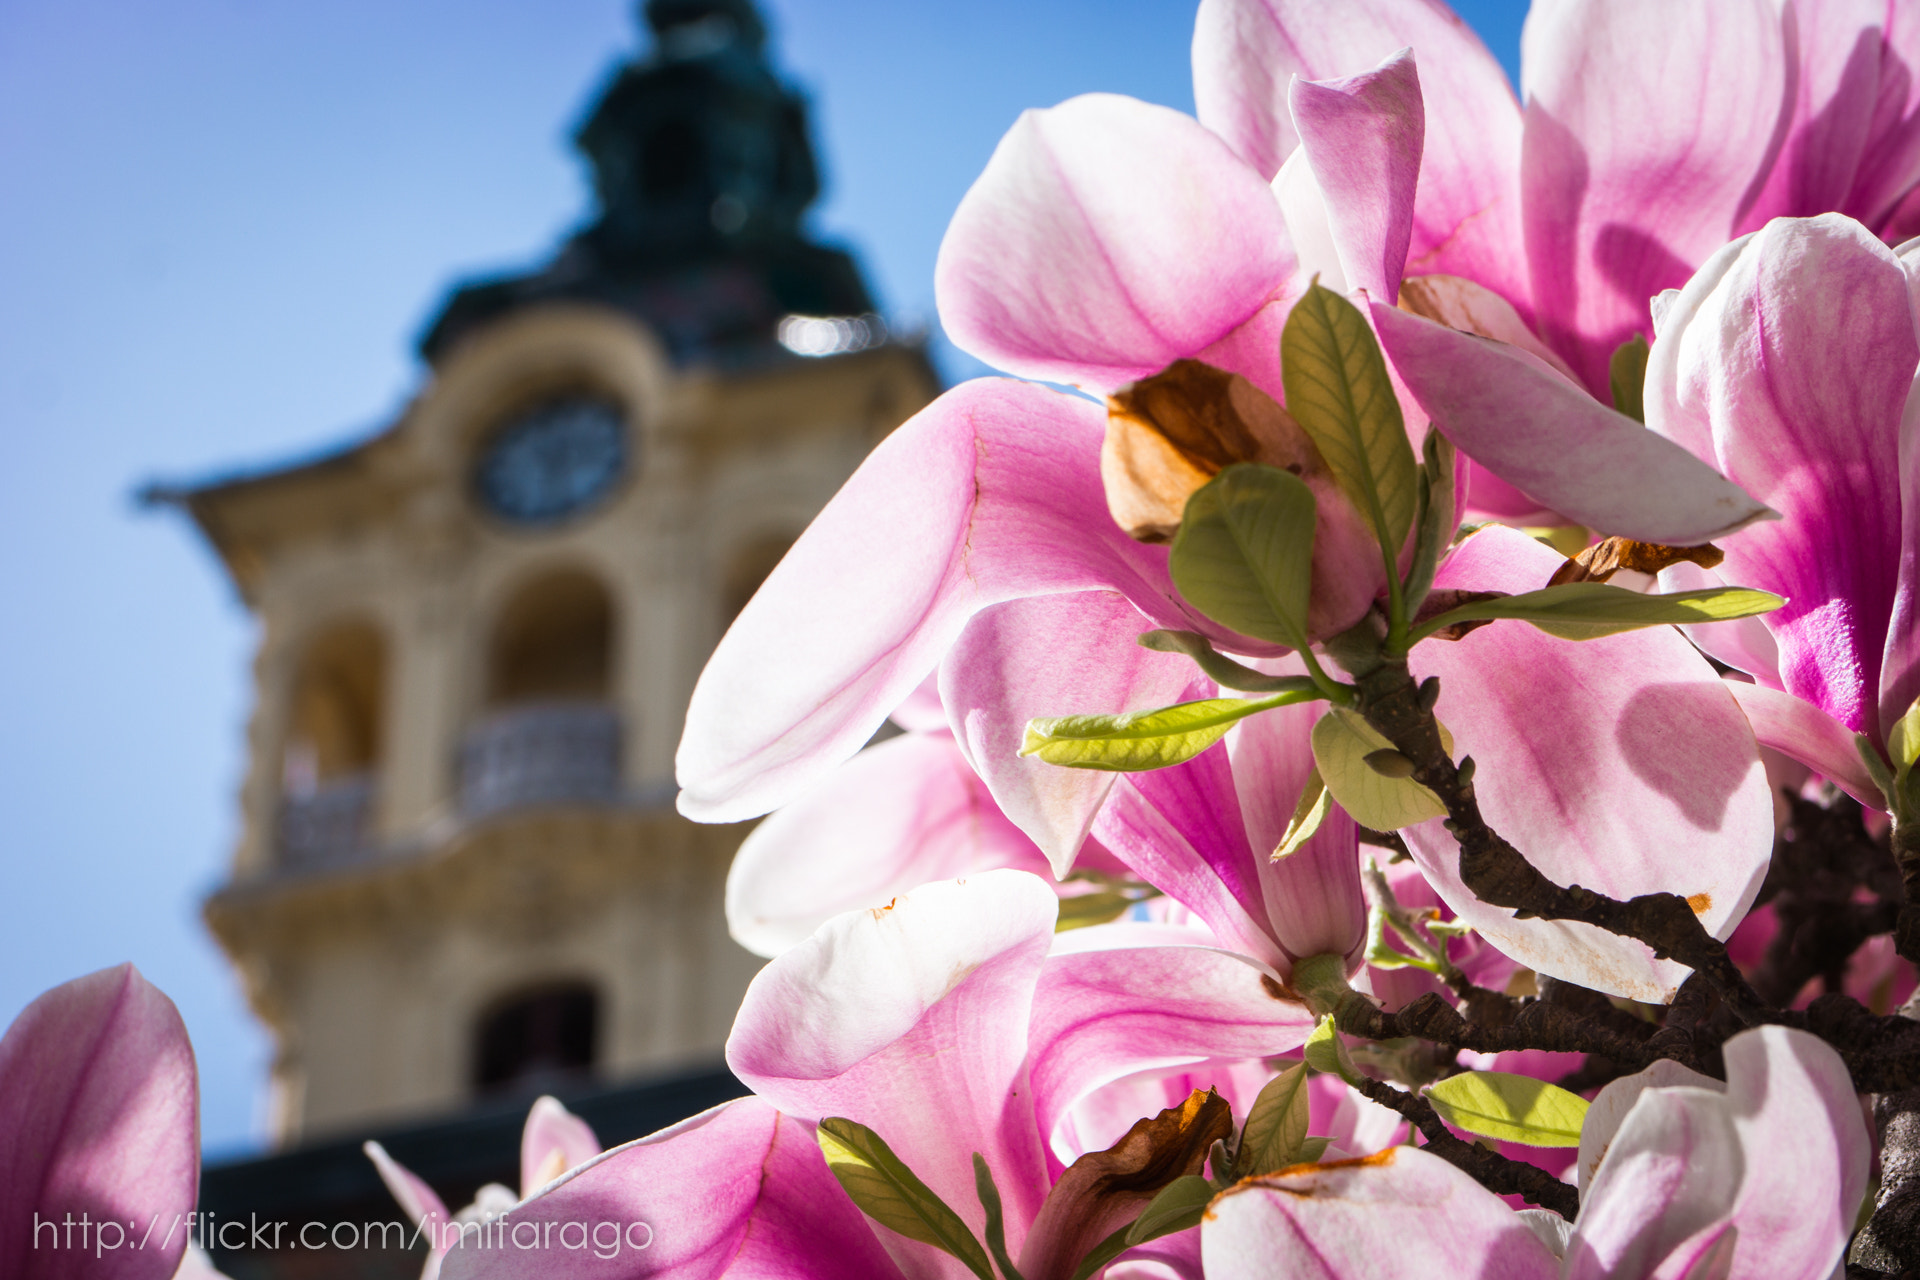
(16, 0, 1920, 1276)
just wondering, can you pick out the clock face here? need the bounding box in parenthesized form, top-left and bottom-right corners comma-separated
(474, 398, 630, 526)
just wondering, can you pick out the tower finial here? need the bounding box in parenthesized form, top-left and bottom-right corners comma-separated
(642, 0, 767, 55)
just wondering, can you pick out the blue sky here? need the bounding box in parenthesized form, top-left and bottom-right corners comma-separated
(0, 0, 1527, 1156)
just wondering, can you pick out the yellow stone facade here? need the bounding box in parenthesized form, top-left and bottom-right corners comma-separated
(187, 303, 936, 1143)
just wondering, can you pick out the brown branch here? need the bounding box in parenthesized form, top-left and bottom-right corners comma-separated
(1752, 793, 1900, 1005)
(1329, 989, 1655, 1068)
(1348, 657, 1769, 1025)
(1347, 1075, 1579, 1220)
(1852, 994, 1920, 1272)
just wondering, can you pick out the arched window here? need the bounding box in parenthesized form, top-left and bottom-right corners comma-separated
(462, 569, 622, 817)
(472, 981, 599, 1094)
(720, 532, 796, 625)
(487, 569, 614, 706)
(279, 620, 385, 866)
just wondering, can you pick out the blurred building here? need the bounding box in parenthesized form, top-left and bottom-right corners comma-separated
(151, 2, 935, 1273)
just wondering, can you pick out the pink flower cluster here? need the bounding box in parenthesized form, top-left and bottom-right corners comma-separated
(12, 1, 1920, 1277)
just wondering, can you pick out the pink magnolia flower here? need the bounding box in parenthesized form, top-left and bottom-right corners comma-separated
(679, 2, 1780, 1003)
(437, 871, 1317, 1280)
(1184, 0, 1920, 526)
(368, 1095, 603, 1280)
(936, 37, 1768, 539)
(1633, 213, 1920, 802)
(0, 964, 200, 1280)
(1201, 1026, 1869, 1279)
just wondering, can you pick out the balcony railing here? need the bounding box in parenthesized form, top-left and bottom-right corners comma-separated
(459, 702, 623, 819)
(277, 774, 376, 870)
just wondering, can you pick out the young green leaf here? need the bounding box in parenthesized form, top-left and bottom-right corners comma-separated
(1022, 690, 1319, 772)
(1136, 629, 1321, 694)
(1857, 733, 1897, 811)
(1169, 463, 1319, 649)
(1281, 282, 1419, 563)
(1302, 1014, 1363, 1085)
(1274, 766, 1332, 859)
(1609, 333, 1650, 424)
(1401, 428, 1457, 615)
(1424, 1071, 1590, 1148)
(1409, 581, 1784, 644)
(972, 1154, 1026, 1280)
(1068, 1224, 1133, 1280)
(1236, 1062, 1311, 1176)
(1124, 1175, 1216, 1246)
(1309, 707, 1453, 832)
(817, 1118, 995, 1279)
(1890, 695, 1920, 772)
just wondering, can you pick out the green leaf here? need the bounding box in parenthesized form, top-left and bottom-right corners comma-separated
(1170, 463, 1319, 649)
(1296, 1135, 1331, 1165)
(1890, 696, 1920, 771)
(1281, 282, 1419, 563)
(1236, 1063, 1311, 1176)
(1303, 1014, 1362, 1085)
(1309, 707, 1453, 832)
(1609, 334, 1650, 424)
(1274, 767, 1332, 859)
(817, 1118, 995, 1279)
(972, 1154, 1026, 1280)
(1125, 1175, 1216, 1246)
(1055, 890, 1156, 932)
(1401, 428, 1457, 615)
(1022, 690, 1318, 772)
(1410, 581, 1785, 644)
(1424, 1071, 1590, 1148)
(1136, 630, 1321, 695)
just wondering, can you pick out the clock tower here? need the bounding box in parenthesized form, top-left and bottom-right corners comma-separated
(155, 0, 936, 1163)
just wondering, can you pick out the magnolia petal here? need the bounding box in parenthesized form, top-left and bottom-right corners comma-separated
(726, 732, 1051, 957)
(0, 965, 198, 1280)
(1092, 749, 1289, 972)
(1563, 1086, 1744, 1280)
(1520, 0, 1791, 392)
(1656, 561, 1784, 691)
(1404, 527, 1773, 1002)
(1718, 1027, 1870, 1272)
(1573, 1059, 1720, 1193)
(1372, 302, 1776, 544)
(1396, 275, 1581, 385)
(1026, 943, 1315, 1157)
(1019, 1090, 1231, 1280)
(1645, 215, 1918, 738)
(677, 379, 1209, 824)
(936, 94, 1292, 390)
(1227, 699, 1366, 967)
(727, 871, 1058, 1264)
(941, 592, 1203, 874)
(1845, 1, 1920, 232)
(1201, 1145, 1559, 1279)
(1395, 273, 1581, 528)
(1740, 0, 1894, 230)
(1050, 1059, 1276, 1169)
(1273, 149, 1348, 295)
(1191, 0, 1524, 304)
(1572, 1027, 1867, 1280)
(365, 1141, 448, 1236)
(1882, 299, 1920, 746)
(519, 1097, 601, 1199)
(1289, 49, 1423, 303)
(438, 1099, 905, 1280)
(1725, 682, 1885, 810)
